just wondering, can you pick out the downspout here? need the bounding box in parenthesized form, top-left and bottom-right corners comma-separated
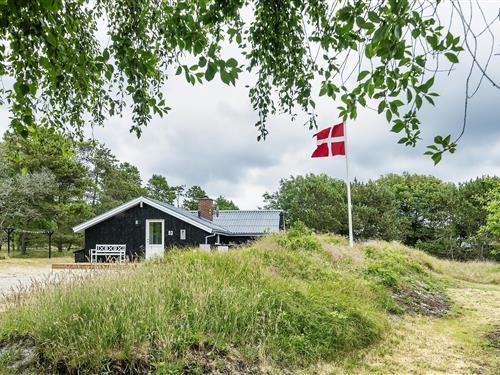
(205, 232, 217, 244)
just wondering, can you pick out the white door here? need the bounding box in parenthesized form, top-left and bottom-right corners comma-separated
(145, 219, 164, 259)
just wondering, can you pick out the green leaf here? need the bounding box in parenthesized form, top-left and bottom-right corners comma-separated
(357, 70, 370, 81)
(445, 52, 459, 64)
(377, 101, 386, 114)
(391, 121, 405, 133)
(47, 31, 57, 47)
(431, 152, 442, 165)
(205, 62, 217, 81)
(226, 58, 238, 68)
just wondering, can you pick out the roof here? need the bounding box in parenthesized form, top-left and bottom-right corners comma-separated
(73, 196, 282, 236)
(148, 198, 229, 233)
(189, 210, 282, 235)
(73, 197, 229, 234)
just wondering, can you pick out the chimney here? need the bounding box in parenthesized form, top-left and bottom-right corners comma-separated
(198, 196, 214, 221)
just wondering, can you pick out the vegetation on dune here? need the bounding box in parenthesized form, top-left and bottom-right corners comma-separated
(0, 229, 450, 373)
(264, 173, 500, 261)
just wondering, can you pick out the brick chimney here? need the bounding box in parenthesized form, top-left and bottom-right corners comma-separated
(198, 196, 214, 221)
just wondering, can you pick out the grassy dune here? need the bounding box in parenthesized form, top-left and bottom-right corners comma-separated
(0, 231, 498, 374)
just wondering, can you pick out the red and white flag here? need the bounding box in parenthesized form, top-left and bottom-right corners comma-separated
(311, 123, 345, 158)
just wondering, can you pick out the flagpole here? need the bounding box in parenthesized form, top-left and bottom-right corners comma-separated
(344, 122, 354, 247)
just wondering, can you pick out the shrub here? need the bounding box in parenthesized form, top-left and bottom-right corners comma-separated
(277, 220, 321, 252)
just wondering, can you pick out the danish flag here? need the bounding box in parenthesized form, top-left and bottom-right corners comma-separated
(311, 123, 346, 158)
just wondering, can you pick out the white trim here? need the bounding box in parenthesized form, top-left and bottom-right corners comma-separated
(72, 196, 215, 233)
(145, 219, 164, 259)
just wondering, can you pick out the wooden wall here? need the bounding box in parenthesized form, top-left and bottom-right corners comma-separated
(83, 203, 213, 260)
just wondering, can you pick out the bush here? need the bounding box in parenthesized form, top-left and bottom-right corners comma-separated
(277, 220, 321, 252)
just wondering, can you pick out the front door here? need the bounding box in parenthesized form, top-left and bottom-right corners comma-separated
(145, 219, 164, 259)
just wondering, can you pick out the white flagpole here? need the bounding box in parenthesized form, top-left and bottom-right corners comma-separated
(343, 122, 354, 247)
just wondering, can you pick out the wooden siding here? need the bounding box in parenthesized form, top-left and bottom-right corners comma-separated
(83, 203, 213, 260)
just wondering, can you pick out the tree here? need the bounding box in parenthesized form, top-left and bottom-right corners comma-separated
(78, 141, 119, 210)
(264, 174, 348, 234)
(183, 186, 207, 211)
(477, 184, 500, 259)
(264, 174, 402, 240)
(0, 170, 57, 230)
(454, 177, 500, 259)
(173, 185, 186, 207)
(2, 128, 91, 251)
(0, 1, 492, 161)
(146, 174, 176, 204)
(377, 173, 460, 258)
(99, 162, 146, 213)
(351, 180, 402, 241)
(214, 195, 239, 210)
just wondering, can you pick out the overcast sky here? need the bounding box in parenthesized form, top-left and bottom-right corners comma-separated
(1, 1, 499, 208)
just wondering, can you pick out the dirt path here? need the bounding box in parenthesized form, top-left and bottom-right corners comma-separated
(0, 258, 79, 308)
(358, 281, 500, 374)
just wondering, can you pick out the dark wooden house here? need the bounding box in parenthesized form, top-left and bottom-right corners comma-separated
(72, 196, 284, 262)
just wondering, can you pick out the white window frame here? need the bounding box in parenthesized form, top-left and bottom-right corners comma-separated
(180, 229, 186, 240)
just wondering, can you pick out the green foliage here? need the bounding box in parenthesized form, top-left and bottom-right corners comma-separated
(182, 185, 207, 210)
(277, 221, 321, 252)
(483, 185, 500, 237)
(2, 129, 90, 250)
(264, 174, 403, 240)
(146, 174, 176, 204)
(377, 173, 457, 250)
(264, 173, 499, 261)
(214, 195, 239, 210)
(0, 0, 469, 159)
(98, 162, 146, 213)
(363, 244, 430, 289)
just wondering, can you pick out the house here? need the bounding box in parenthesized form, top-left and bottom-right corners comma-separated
(72, 196, 284, 262)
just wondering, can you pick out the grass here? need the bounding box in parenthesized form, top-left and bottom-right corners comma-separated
(2, 247, 73, 259)
(0, 232, 497, 373)
(0, 255, 73, 269)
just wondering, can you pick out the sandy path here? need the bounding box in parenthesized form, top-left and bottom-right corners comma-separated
(0, 266, 62, 297)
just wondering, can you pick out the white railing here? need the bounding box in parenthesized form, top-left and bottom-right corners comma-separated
(90, 244, 126, 263)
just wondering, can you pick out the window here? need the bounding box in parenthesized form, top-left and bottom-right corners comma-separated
(180, 229, 186, 240)
(148, 221, 163, 245)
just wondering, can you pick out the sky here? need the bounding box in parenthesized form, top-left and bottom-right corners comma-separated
(1, 1, 500, 209)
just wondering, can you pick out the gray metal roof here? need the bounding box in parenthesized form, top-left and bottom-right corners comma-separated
(149, 199, 231, 234)
(190, 209, 282, 235)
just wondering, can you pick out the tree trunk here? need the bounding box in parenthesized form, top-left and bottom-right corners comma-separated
(57, 241, 63, 252)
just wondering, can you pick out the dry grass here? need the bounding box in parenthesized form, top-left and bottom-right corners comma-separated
(0, 256, 73, 268)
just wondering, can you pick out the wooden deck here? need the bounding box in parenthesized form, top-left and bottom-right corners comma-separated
(51, 262, 136, 270)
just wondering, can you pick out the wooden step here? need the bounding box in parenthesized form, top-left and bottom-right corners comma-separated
(51, 263, 135, 270)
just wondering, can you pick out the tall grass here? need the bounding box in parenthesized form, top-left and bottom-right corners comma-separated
(0, 234, 471, 373)
(0, 245, 394, 372)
